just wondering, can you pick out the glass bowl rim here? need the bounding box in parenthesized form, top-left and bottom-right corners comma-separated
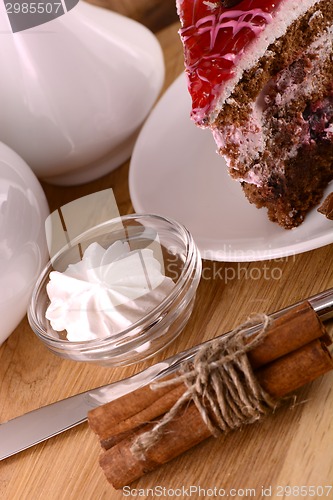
(28, 213, 201, 349)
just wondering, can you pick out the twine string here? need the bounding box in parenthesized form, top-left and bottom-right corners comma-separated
(131, 314, 279, 459)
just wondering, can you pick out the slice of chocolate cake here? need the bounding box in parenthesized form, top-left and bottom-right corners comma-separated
(176, 0, 333, 228)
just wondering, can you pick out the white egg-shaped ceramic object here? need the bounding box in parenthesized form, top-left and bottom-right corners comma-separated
(0, 142, 49, 345)
(0, 1, 165, 185)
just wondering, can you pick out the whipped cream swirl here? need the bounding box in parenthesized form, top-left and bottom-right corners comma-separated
(46, 241, 175, 341)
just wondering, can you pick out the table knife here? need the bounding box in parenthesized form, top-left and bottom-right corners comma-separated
(1, 287, 333, 461)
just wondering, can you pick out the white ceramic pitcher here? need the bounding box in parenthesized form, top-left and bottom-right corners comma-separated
(0, 1, 165, 185)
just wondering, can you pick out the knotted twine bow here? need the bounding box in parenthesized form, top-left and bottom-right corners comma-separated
(131, 314, 279, 459)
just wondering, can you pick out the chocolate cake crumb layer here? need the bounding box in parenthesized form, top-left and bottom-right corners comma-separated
(318, 192, 333, 219)
(215, 1, 333, 127)
(178, 0, 333, 228)
(213, 0, 333, 228)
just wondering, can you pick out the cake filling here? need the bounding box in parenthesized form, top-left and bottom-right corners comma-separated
(304, 97, 333, 142)
(215, 25, 333, 227)
(177, 0, 333, 228)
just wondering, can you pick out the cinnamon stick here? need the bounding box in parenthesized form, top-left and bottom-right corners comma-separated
(99, 403, 212, 490)
(89, 302, 327, 446)
(246, 301, 330, 368)
(88, 302, 333, 489)
(97, 338, 332, 489)
(255, 338, 332, 398)
(93, 382, 185, 449)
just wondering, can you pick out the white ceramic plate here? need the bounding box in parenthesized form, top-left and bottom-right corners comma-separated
(129, 74, 333, 262)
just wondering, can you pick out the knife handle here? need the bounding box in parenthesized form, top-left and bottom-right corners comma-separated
(309, 287, 333, 321)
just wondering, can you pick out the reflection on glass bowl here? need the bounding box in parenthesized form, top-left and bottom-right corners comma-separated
(28, 214, 202, 367)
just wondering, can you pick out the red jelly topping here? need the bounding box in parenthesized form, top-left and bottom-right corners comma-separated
(177, 0, 283, 124)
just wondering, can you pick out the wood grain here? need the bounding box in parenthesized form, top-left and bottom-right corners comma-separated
(0, 10, 333, 500)
(87, 0, 178, 33)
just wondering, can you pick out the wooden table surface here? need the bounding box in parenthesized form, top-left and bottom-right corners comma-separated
(1, 2, 333, 499)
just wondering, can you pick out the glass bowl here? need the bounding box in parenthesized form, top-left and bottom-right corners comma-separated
(28, 214, 202, 366)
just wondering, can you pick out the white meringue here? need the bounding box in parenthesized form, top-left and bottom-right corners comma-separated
(46, 241, 175, 341)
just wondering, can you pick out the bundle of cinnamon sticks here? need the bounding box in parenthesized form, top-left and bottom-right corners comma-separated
(88, 302, 333, 489)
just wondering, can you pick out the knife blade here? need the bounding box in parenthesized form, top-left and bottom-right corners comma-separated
(1, 287, 333, 461)
(0, 362, 172, 461)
